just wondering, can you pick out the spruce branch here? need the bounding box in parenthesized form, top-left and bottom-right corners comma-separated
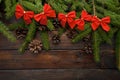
(116, 30, 120, 70)
(72, 28, 92, 43)
(47, 20, 55, 31)
(21, 0, 41, 13)
(58, 28, 66, 36)
(92, 31, 101, 63)
(98, 28, 112, 44)
(40, 31, 50, 50)
(0, 21, 16, 42)
(19, 20, 36, 53)
(8, 21, 25, 30)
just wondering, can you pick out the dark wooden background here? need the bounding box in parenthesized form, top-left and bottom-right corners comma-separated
(0, 31, 120, 80)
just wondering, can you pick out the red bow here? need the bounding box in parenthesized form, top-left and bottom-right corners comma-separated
(91, 16, 110, 31)
(75, 10, 92, 30)
(15, 4, 34, 24)
(34, 4, 56, 25)
(58, 11, 76, 29)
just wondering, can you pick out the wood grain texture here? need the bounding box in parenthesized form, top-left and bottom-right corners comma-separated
(0, 31, 119, 80)
(0, 50, 96, 69)
(0, 49, 115, 69)
(0, 69, 120, 80)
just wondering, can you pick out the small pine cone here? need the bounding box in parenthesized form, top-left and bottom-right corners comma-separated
(53, 18, 61, 28)
(83, 44, 93, 54)
(52, 35, 61, 44)
(38, 25, 48, 31)
(15, 27, 28, 39)
(66, 30, 78, 39)
(82, 35, 91, 42)
(28, 40, 43, 54)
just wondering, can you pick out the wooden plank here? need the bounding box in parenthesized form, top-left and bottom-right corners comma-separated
(0, 69, 120, 80)
(0, 49, 115, 69)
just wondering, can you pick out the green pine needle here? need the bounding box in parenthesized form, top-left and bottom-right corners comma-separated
(72, 28, 92, 43)
(58, 27, 66, 36)
(21, 0, 40, 13)
(19, 41, 29, 54)
(92, 31, 101, 63)
(116, 30, 120, 70)
(40, 31, 50, 50)
(19, 20, 36, 53)
(0, 21, 16, 42)
(98, 28, 112, 44)
(47, 20, 55, 31)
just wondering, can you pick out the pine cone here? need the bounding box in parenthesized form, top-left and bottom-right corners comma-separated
(38, 25, 48, 31)
(84, 46, 92, 54)
(15, 27, 28, 39)
(83, 38, 93, 54)
(66, 30, 78, 39)
(82, 35, 91, 42)
(81, 35, 93, 54)
(52, 35, 61, 44)
(28, 40, 43, 54)
(53, 18, 61, 28)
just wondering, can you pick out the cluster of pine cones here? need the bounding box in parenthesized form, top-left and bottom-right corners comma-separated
(15, 18, 93, 54)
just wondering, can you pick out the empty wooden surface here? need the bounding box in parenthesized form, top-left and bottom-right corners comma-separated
(0, 33, 120, 80)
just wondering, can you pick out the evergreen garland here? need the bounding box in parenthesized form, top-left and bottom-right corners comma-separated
(0, 0, 16, 42)
(116, 30, 120, 70)
(19, 20, 36, 53)
(0, 21, 16, 42)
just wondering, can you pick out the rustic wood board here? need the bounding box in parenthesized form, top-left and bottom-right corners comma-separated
(0, 69, 120, 80)
(0, 32, 120, 79)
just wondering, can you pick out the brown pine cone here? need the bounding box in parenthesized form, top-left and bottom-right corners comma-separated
(15, 27, 28, 39)
(81, 35, 93, 54)
(82, 35, 91, 42)
(53, 18, 61, 28)
(66, 30, 78, 39)
(38, 25, 48, 31)
(52, 35, 61, 44)
(83, 44, 93, 54)
(28, 40, 43, 54)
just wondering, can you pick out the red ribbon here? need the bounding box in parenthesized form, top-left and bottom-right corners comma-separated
(91, 16, 110, 31)
(75, 10, 92, 30)
(34, 4, 56, 25)
(58, 11, 76, 29)
(15, 4, 34, 24)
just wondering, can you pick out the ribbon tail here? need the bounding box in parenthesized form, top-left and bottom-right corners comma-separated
(40, 15, 47, 25)
(34, 14, 42, 22)
(23, 15, 32, 24)
(68, 21, 76, 29)
(77, 21, 85, 30)
(91, 22, 99, 31)
(60, 19, 66, 28)
(101, 23, 110, 32)
(68, 18, 75, 29)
